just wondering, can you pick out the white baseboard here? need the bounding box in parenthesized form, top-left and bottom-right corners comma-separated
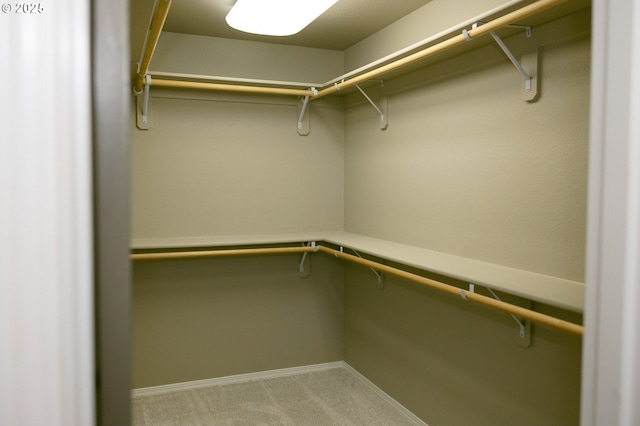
(132, 361, 427, 426)
(131, 361, 345, 397)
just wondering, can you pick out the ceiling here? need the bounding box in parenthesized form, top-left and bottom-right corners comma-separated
(130, 0, 433, 62)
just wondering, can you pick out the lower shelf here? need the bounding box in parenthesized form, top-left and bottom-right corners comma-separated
(131, 231, 584, 313)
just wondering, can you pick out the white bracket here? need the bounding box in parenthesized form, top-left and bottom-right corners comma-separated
(469, 284, 531, 348)
(354, 83, 388, 130)
(297, 94, 311, 136)
(136, 75, 153, 130)
(352, 248, 384, 290)
(298, 241, 317, 277)
(297, 87, 316, 136)
(142, 74, 151, 123)
(472, 22, 538, 102)
(490, 31, 532, 91)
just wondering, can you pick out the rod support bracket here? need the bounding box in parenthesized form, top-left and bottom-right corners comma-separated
(473, 284, 532, 348)
(298, 241, 316, 277)
(355, 83, 388, 130)
(297, 92, 311, 135)
(136, 75, 153, 130)
(473, 22, 538, 102)
(488, 31, 538, 101)
(352, 248, 384, 290)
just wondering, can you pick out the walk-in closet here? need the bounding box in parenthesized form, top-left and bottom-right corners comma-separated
(8, 0, 640, 425)
(129, 0, 589, 424)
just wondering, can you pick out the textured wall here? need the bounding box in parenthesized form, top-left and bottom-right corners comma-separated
(131, 93, 344, 240)
(132, 253, 344, 388)
(152, 32, 344, 84)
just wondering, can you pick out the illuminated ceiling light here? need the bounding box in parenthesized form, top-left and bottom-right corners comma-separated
(226, 0, 340, 37)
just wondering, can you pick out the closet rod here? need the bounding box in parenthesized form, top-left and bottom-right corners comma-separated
(131, 245, 315, 261)
(130, 244, 583, 336)
(313, 0, 564, 99)
(317, 245, 583, 336)
(134, 0, 172, 94)
(150, 78, 315, 97)
(151, 71, 323, 89)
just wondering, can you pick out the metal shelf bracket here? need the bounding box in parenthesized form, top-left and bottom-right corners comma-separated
(142, 74, 151, 123)
(355, 83, 388, 130)
(298, 241, 317, 277)
(136, 74, 153, 130)
(352, 248, 384, 290)
(297, 87, 317, 135)
(472, 22, 538, 102)
(469, 283, 531, 347)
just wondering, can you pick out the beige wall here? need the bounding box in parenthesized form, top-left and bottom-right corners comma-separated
(130, 67, 346, 388)
(130, 92, 344, 240)
(344, 9, 590, 282)
(152, 32, 344, 83)
(132, 252, 344, 388)
(131, 23, 347, 389)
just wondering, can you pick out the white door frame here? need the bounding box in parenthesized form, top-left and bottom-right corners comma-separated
(581, 0, 640, 424)
(0, 1, 94, 425)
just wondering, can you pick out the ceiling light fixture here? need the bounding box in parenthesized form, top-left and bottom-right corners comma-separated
(226, 0, 340, 37)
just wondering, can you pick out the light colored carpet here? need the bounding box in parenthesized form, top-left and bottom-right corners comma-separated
(132, 367, 423, 425)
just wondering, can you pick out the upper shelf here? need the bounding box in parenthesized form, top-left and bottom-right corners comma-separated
(131, 232, 327, 250)
(322, 232, 584, 312)
(133, 0, 570, 99)
(131, 231, 584, 313)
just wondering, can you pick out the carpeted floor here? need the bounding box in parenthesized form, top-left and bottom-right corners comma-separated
(132, 367, 424, 425)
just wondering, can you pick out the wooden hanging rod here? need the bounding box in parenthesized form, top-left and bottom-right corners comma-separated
(131, 243, 583, 336)
(315, 245, 583, 336)
(133, 0, 566, 98)
(131, 245, 316, 260)
(134, 0, 172, 94)
(151, 78, 315, 97)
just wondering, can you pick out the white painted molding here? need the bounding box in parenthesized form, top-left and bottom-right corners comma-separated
(581, 0, 640, 424)
(0, 1, 94, 425)
(132, 361, 345, 397)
